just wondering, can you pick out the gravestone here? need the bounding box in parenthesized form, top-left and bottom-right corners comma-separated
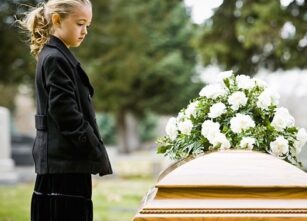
(0, 107, 18, 184)
(134, 150, 307, 221)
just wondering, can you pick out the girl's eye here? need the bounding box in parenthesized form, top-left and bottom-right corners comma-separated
(77, 23, 84, 26)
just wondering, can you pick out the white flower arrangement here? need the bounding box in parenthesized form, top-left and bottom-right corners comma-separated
(157, 71, 307, 167)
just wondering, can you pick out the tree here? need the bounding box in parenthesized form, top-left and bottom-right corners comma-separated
(77, 0, 202, 153)
(0, 0, 38, 109)
(195, 0, 307, 75)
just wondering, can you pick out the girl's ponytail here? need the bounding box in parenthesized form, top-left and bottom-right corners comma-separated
(18, 3, 51, 58)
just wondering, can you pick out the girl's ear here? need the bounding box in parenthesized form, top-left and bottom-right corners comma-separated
(51, 13, 61, 27)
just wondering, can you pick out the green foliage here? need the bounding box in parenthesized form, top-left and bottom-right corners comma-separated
(0, 0, 37, 85)
(75, 0, 203, 152)
(0, 0, 38, 109)
(0, 84, 18, 110)
(96, 112, 117, 145)
(195, 0, 307, 75)
(138, 112, 158, 142)
(77, 0, 202, 116)
(96, 112, 158, 145)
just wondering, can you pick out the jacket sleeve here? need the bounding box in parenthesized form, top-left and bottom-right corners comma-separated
(44, 55, 100, 152)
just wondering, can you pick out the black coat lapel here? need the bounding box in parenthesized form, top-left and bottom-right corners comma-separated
(46, 35, 95, 96)
(77, 64, 94, 96)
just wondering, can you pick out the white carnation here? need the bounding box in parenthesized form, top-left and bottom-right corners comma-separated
(165, 117, 178, 141)
(271, 107, 295, 131)
(230, 113, 255, 133)
(201, 120, 220, 142)
(253, 78, 268, 88)
(256, 88, 280, 110)
(228, 91, 248, 111)
(176, 112, 185, 123)
(240, 137, 256, 150)
(177, 120, 193, 135)
(211, 133, 231, 150)
(256, 91, 271, 110)
(236, 75, 255, 90)
(185, 101, 199, 118)
(199, 84, 227, 99)
(297, 128, 307, 143)
(218, 70, 233, 81)
(208, 102, 227, 119)
(270, 136, 289, 157)
(295, 128, 307, 154)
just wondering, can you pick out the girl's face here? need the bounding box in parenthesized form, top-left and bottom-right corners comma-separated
(52, 4, 92, 48)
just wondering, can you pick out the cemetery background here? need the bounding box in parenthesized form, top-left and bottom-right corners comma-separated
(1, 0, 307, 220)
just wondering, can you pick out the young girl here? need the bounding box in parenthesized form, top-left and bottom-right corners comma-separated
(18, 0, 112, 220)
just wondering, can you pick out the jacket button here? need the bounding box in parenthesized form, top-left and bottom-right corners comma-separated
(88, 94, 91, 101)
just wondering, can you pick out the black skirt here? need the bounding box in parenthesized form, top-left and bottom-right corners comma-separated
(31, 173, 93, 221)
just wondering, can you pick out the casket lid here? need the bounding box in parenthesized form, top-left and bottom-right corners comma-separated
(157, 150, 307, 188)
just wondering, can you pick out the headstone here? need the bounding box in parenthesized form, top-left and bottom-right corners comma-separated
(0, 107, 18, 184)
(134, 150, 307, 221)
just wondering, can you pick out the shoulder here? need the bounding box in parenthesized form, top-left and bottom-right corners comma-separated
(40, 46, 67, 63)
(38, 46, 71, 70)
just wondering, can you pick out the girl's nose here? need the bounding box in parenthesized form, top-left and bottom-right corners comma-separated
(82, 27, 88, 35)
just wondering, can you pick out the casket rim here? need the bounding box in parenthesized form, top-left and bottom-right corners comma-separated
(156, 150, 307, 188)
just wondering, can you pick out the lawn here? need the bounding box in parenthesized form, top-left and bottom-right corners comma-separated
(0, 178, 154, 221)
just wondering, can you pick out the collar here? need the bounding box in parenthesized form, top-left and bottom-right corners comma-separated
(46, 35, 80, 67)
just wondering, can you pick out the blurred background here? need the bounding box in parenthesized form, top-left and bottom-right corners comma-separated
(1, 0, 307, 220)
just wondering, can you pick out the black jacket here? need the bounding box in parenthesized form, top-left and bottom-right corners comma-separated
(33, 35, 112, 176)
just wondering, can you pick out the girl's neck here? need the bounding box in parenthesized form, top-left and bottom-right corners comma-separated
(52, 34, 70, 48)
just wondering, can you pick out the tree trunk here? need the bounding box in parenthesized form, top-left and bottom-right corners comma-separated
(116, 110, 130, 154)
(116, 111, 141, 154)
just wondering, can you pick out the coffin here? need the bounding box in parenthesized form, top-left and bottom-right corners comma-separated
(133, 150, 307, 221)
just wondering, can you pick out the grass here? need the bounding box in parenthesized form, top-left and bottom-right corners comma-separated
(0, 178, 154, 221)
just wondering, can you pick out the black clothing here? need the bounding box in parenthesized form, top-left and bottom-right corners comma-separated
(33, 35, 112, 175)
(31, 173, 93, 221)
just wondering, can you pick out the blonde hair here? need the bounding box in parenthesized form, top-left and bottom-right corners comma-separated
(17, 0, 91, 58)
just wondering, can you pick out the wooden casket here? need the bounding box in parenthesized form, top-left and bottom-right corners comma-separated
(133, 150, 307, 221)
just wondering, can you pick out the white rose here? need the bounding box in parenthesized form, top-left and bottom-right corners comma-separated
(165, 117, 178, 141)
(211, 133, 231, 150)
(199, 84, 227, 99)
(177, 120, 193, 135)
(240, 137, 256, 150)
(185, 101, 199, 118)
(228, 91, 248, 111)
(295, 128, 307, 154)
(230, 113, 255, 133)
(256, 89, 280, 110)
(271, 107, 295, 131)
(208, 102, 227, 118)
(236, 75, 255, 90)
(270, 136, 289, 157)
(218, 70, 233, 81)
(201, 120, 220, 142)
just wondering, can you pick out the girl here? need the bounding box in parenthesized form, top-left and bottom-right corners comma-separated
(18, 0, 112, 220)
